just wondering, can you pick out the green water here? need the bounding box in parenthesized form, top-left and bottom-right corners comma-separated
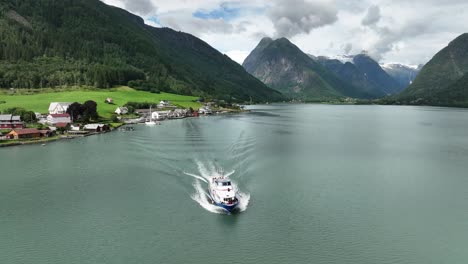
(1, 104, 468, 264)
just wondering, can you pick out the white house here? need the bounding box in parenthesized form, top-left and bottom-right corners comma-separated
(151, 110, 171, 120)
(47, 114, 71, 125)
(48, 102, 72, 114)
(83, 124, 110, 132)
(170, 109, 188, 118)
(115, 107, 129, 115)
(198, 106, 213, 115)
(84, 124, 105, 130)
(70, 124, 81, 131)
(158, 100, 171, 108)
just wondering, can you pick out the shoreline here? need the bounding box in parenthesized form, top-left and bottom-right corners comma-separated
(0, 112, 249, 148)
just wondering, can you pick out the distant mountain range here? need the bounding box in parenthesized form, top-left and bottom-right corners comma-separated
(243, 37, 371, 100)
(243, 37, 418, 100)
(381, 64, 422, 89)
(395, 33, 468, 107)
(0, 0, 283, 102)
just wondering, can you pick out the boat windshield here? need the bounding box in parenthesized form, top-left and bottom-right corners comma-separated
(217, 181, 231, 186)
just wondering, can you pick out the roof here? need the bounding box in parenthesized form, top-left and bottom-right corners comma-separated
(84, 124, 106, 129)
(49, 114, 70, 118)
(0, 114, 12, 121)
(55, 123, 69, 128)
(0, 114, 22, 122)
(9, 128, 41, 135)
(48, 102, 72, 111)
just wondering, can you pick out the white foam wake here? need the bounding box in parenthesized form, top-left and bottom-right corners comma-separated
(184, 160, 250, 214)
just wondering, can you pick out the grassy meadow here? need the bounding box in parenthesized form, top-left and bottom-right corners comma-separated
(0, 86, 201, 118)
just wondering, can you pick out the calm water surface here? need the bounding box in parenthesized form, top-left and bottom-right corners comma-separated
(1, 104, 468, 264)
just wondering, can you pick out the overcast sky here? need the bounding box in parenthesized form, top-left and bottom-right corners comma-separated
(101, 0, 468, 66)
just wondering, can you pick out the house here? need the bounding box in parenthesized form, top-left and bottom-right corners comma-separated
(115, 107, 129, 115)
(135, 109, 151, 116)
(198, 106, 213, 115)
(0, 114, 24, 129)
(48, 102, 72, 114)
(7, 128, 42, 140)
(39, 130, 55, 138)
(169, 109, 188, 119)
(158, 100, 171, 108)
(105, 98, 113, 104)
(47, 114, 71, 125)
(151, 110, 171, 120)
(70, 124, 81, 131)
(83, 124, 110, 132)
(50, 123, 70, 131)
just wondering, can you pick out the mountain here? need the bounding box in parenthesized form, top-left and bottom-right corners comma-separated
(352, 54, 403, 94)
(313, 54, 408, 97)
(315, 55, 387, 98)
(381, 64, 422, 89)
(427, 72, 468, 107)
(0, 0, 282, 102)
(398, 33, 468, 105)
(243, 37, 374, 100)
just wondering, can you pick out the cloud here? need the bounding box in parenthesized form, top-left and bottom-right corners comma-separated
(367, 20, 431, 61)
(100, 0, 468, 65)
(159, 12, 247, 35)
(120, 0, 157, 15)
(343, 43, 353, 54)
(267, 0, 338, 38)
(361, 5, 380, 26)
(224, 50, 250, 64)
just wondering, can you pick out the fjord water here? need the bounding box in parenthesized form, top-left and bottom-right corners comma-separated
(1, 104, 468, 264)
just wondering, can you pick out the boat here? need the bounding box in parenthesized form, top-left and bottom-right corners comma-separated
(145, 105, 157, 125)
(208, 172, 239, 212)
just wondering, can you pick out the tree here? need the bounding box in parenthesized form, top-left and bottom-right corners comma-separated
(81, 100, 98, 122)
(66, 102, 82, 122)
(110, 114, 119, 123)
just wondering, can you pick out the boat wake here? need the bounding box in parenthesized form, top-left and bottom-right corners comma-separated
(184, 161, 250, 214)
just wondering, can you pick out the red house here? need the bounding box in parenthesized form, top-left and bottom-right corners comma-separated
(0, 114, 24, 129)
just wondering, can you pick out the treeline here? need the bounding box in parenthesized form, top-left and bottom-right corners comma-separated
(0, 57, 145, 89)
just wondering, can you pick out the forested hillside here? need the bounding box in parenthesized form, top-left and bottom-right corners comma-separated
(0, 0, 282, 102)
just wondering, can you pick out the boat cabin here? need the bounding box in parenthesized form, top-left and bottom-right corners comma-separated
(212, 178, 232, 186)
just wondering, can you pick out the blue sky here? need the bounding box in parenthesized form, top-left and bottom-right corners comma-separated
(193, 4, 242, 21)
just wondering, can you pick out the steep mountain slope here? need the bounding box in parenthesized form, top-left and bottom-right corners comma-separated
(398, 33, 468, 104)
(243, 37, 374, 100)
(0, 0, 282, 102)
(427, 72, 468, 107)
(352, 54, 403, 94)
(382, 64, 421, 90)
(316, 56, 387, 98)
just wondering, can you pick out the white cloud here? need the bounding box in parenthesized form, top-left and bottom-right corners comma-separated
(267, 0, 338, 38)
(224, 50, 250, 64)
(100, 0, 468, 65)
(361, 5, 380, 26)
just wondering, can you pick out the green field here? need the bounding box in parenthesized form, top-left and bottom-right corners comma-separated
(0, 87, 201, 118)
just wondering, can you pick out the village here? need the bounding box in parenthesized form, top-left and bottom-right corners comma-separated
(0, 99, 244, 147)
